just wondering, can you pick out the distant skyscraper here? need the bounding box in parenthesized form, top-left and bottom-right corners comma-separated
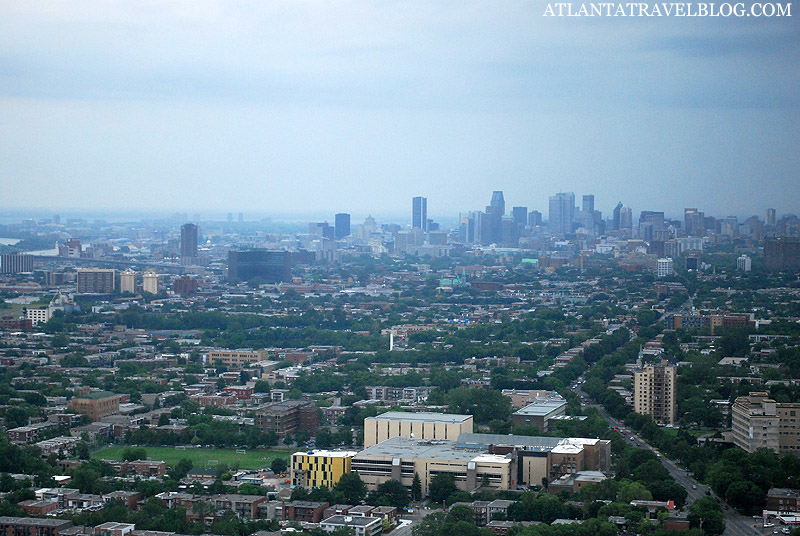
(334, 213, 351, 239)
(582, 195, 594, 215)
(180, 223, 198, 258)
(528, 210, 542, 227)
(548, 192, 575, 235)
(580, 195, 596, 234)
(512, 206, 528, 227)
(490, 191, 505, 217)
(612, 202, 622, 231)
(227, 212, 233, 223)
(684, 208, 705, 237)
(620, 207, 633, 230)
(459, 212, 478, 243)
(309, 222, 335, 240)
(412, 197, 427, 232)
(482, 191, 505, 244)
(767, 208, 777, 226)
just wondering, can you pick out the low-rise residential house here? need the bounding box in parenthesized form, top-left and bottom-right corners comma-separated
(319, 515, 382, 536)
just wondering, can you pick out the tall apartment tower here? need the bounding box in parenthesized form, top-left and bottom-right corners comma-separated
(76, 269, 115, 294)
(180, 223, 198, 258)
(334, 213, 351, 239)
(767, 208, 777, 226)
(142, 272, 159, 295)
(412, 197, 428, 232)
(633, 363, 677, 425)
(548, 192, 575, 235)
(119, 269, 136, 294)
(765, 237, 800, 271)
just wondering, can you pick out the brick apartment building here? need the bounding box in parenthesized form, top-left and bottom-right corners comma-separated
(255, 399, 319, 438)
(68, 391, 121, 421)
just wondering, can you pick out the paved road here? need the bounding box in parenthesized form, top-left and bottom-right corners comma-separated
(391, 509, 428, 536)
(575, 384, 756, 536)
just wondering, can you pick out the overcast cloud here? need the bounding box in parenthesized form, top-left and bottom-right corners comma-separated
(1, 1, 798, 221)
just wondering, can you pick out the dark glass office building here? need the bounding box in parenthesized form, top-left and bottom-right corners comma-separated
(228, 250, 291, 282)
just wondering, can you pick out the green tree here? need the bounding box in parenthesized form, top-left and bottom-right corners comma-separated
(616, 481, 652, 503)
(170, 458, 193, 480)
(411, 472, 422, 502)
(315, 429, 334, 449)
(429, 473, 456, 504)
(368, 479, 408, 508)
(270, 457, 288, 475)
(122, 446, 147, 461)
(688, 497, 725, 536)
(333, 472, 367, 504)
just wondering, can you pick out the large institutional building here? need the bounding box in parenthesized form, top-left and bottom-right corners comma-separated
(292, 421, 611, 497)
(290, 450, 358, 489)
(731, 392, 800, 453)
(633, 362, 677, 425)
(363, 412, 473, 448)
(352, 436, 512, 495)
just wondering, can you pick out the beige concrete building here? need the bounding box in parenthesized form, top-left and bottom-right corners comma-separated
(363, 412, 473, 448)
(206, 349, 276, 368)
(119, 270, 136, 294)
(142, 272, 159, 294)
(351, 436, 512, 495)
(633, 362, 677, 425)
(732, 392, 800, 453)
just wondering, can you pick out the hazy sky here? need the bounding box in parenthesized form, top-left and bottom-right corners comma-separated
(1, 1, 798, 222)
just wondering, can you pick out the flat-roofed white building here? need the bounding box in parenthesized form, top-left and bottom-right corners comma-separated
(320, 515, 382, 536)
(363, 411, 473, 448)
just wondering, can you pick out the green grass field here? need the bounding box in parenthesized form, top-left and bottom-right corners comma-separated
(92, 446, 291, 470)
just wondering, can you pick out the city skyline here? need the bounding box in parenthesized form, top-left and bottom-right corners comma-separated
(1, 2, 798, 217)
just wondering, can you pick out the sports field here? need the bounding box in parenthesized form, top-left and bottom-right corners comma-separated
(93, 446, 290, 470)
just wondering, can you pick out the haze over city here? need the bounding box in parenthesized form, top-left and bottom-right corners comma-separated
(1, 1, 798, 218)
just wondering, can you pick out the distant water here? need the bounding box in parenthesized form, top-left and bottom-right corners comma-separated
(29, 246, 59, 256)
